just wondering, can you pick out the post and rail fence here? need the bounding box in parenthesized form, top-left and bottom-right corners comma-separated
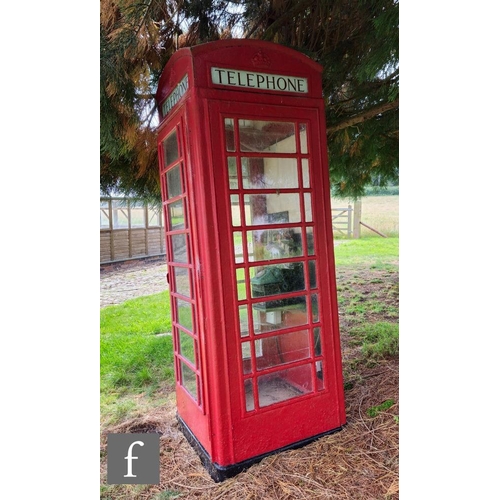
(101, 198, 385, 266)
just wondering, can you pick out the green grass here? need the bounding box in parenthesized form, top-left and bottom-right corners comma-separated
(334, 237, 399, 268)
(100, 291, 174, 423)
(350, 322, 399, 360)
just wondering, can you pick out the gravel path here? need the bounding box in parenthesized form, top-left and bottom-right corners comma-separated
(100, 260, 168, 308)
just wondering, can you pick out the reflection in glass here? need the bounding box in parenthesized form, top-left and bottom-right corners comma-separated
(311, 294, 319, 322)
(306, 227, 315, 255)
(166, 165, 182, 199)
(241, 157, 298, 189)
(314, 327, 322, 356)
(245, 193, 301, 226)
(309, 261, 317, 289)
(239, 120, 296, 153)
(257, 364, 313, 407)
(172, 266, 191, 298)
(247, 226, 304, 262)
(171, 233, 188, 263)
(164, 130, 179, 166)
(241, 341, 252, 374)
(256, 331, 310, 371)
(168, 199, 185, 230)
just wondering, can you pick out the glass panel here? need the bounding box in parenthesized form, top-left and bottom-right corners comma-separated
(250, 263, 305, 298)
(168, 199, 185, 230)
(130, 205, 145, 228)
(304, 193, 312, 222)
(316, 361, 324, 390)
(148, 206, 161, 227)
(248, 226, 304, 262)
(257, 364, 313, 408)
(239, 120, 296, 153)
(100, 203, 110, 229)
(252, 297, 307, 334)
(225, 118, 235, 152)
(180, 362, 197, 399)
(233, 231, 244, 263)
(112, 201, 129, 228)
(231, 195, 241, 226)
(164, 130, 179, 166)
(176, 298, 193, 331)
(311, 294, 319, 322)
(245, 193, 301, 226)
(309, 261, 317, 289)
(166, 165, 182, 199)
(239, 305, 249, 337)
(299, 123, 308, 153)
(301, 159, 310, 188)
(241, 158, 298, 189)
(306, 227, 315, 255)
(256, 331, 311, 371)
(241, 342, 252, 374)
(171, 233, 188, 263)
(172, 266, 191, 298)
(314, 327, 322, 356)
(236, 268, 246, 300)
(227, 157, 238, 189)
(179, 330, 196, 365)
(245, 379, 255, 411)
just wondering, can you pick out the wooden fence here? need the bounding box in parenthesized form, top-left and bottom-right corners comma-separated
(100, 198, 165, 264)
(331, 201, 361, 238)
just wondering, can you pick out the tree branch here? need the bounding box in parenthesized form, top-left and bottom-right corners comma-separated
(327, 98, 399, 135)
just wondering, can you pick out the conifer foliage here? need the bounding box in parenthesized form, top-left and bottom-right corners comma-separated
(100, 0, 399, 200)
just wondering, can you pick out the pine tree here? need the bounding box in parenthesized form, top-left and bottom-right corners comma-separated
(100, 0, 399, 200)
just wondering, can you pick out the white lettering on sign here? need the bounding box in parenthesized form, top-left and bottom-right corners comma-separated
(161, 74, 189, 116)
(211, 67, 308, 94)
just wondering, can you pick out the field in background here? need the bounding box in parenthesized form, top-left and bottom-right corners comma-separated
(331, 195, 399, 238)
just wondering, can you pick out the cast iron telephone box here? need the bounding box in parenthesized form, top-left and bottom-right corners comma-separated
(155, 39, 346, 481)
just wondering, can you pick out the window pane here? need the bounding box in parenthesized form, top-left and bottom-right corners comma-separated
(304, 193, 312, 222)
(314, 327, 322, 356)
(241, 342, 252, 374)
(166, 165, 182, 199)
(239, 120, 296, 153)
(233, 231, 244, 263)
(227, 157, 238, 189)
(241, 157, 298, 189)
(306, 227, 315, 255)
(252, 297, 307, 334)
(248, 226, 304, 262)
(231, 195, 241, 226)
(236, 268, 246, 300)
(171, 233, 188, 263)
(164, 130, 179, 166)
(311, 294, 319, 322)
(172, 266, 191, 298)
(225, 118, 235, 152)
(168, 199, 185, 230)
(180, 362, 197, 399)
(299, 123, 308, 153)
(309, 261, 317, 289)
(239, 305, 249, 337)
(176, 298, 193, 331)
(257, 364, 313, 408)
(245, 379, 255, 411)
(179, 330, 196, 366)
(301, 159, 310, 188)
(148, 207, 161, 227)
(100, 204, 110, 229)
(130, 205, 145, 228)
(256, 331, 311, 371)
(245, 193, 301, 226)
(250, 263, 305, 299)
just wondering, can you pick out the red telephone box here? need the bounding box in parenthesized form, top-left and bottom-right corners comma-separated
(155, 39, 346, 481)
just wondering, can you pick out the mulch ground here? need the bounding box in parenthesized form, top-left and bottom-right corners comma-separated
(100, 263, 399, 499)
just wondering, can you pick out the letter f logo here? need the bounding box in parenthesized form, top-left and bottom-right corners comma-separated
(124, 440, 144, 477)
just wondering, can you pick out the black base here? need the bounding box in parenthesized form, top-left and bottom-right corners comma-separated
(176, 414, 344, 482)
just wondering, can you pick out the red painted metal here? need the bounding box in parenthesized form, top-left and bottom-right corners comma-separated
(156, 39, 346, 479)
